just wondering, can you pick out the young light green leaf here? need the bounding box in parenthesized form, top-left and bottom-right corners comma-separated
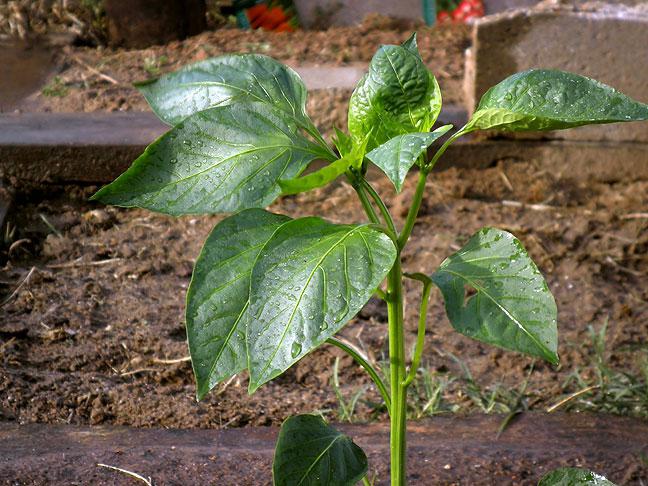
(538, 467, 616, 486)
(366, 124, 452, 192)
(279, 156, 352, 196)
(401, 32, 419, 55)
(348, 35, 442, 151)
(186, 209, 290, 400)
(91, 103, 327, 215)
(431, 227, 558, 364)
(273, 414, 368, 486)
(467, 69, 648, 132)
(332, 127, 353, 157)
(135, 54, 310, 127)
(247, 217, 397, 392)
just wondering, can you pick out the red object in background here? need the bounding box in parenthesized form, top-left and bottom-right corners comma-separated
(245, 2, 295, 32)
(436, 10, 451, 23)
(437, 0, 483, 23)
(274, 21, 295, 32)
(246, 3, 268, 24)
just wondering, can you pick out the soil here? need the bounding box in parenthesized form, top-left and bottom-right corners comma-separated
(2, 414, 647, 485)
(2, 159, 647, 432)
(2, 19, 647, 486)
(16, 19, 469, 133)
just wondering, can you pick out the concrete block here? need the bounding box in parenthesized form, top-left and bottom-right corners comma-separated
(464, 1, 648, 142)
(294, 0, 426, 28)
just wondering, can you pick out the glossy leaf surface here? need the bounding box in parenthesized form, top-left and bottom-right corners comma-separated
(432, 227, 558, 364)
(347, 34, 442, 151)
(136, 54, 310, 127)
(92, 104, 326, 215)
(468, 69, 648, 132)
(538, 467, 616, 486)
(247, 218, 397, 392)
(273, 414, 368, 486)
(279, 156, 352, 195)
(186, 209, 290, 400)
(366, 124, 452, 192)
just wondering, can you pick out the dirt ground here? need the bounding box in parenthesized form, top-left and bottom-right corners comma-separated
(2, 157, 647, 430)
(21, 20, 469, 119)
(1, 20, 647, 485)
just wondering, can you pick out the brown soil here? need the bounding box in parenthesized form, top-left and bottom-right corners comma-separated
(2, 160, 647, 431)
(23, 20, 469, 124)
(2, 414, 647, 485)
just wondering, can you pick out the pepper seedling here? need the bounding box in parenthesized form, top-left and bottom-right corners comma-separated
(93, 34, 647, 485)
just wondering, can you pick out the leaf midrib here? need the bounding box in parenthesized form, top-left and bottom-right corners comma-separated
(253, 225, 367, 384)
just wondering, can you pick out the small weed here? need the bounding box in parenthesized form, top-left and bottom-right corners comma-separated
(331, 356, 369, 422)
(143, 55, 169, 77)
(41, 77, 69, 98)
(550, 322, 648, 418)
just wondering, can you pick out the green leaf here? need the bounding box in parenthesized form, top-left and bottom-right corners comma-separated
(91, 103, 326, 215)
(135, 54, 310, 127)
(467, 69, 648, 132)
(273, 414, 368, 486)
(431, 227, 558, 364)
(538, 467, 616, 486)
(186, 209, 290, 400)
(347, 34, 442, 151)
(279, 156, 352, 195)
(247, 218, 397, 392)
(332, 127, 353, 157)
(401, 32, 419, 55)
(366, 124, 452, 192)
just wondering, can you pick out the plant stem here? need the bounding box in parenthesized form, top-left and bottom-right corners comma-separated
(326, 337, 391, 413)
(402, 273, 433, 387)
(361, 179, 398, 238)
(426, 127, 469, 171)
(387, 258, 407, 485)
(398, 171, 427, 249)
(349, 175, 381, 225)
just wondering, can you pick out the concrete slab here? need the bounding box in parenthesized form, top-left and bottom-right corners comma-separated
(464, 1, 648, 143)
(1, 112, 647, 187)
(292, 65, 366, 90)
(1, 413, 645, 484)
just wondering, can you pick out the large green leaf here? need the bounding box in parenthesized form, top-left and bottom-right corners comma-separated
(91, 103, 327, 215)
(135, 54, 310, 127)
(366, 124, 452, 192)
(273, 414, 368, 486)
(246, 218, 397, 392)
(186, 209, 290, 400)
(538, 467, 616, 486)
(431, 227, 558, 364)
(348, 34, 442, 151)
(467, 69, 648, 132)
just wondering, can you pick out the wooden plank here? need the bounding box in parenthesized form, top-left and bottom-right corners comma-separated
(0, 414, 646, 484)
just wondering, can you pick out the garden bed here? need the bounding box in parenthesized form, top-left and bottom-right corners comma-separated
(2, 19, 648, 486)
(2, 159, 647, 430)
(1, 414, 646, 485)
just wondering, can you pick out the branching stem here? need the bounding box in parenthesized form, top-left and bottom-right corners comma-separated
(326, 337, 391, 413)
(402, 273, 433, 387)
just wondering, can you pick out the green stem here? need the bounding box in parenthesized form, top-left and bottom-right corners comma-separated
(402, 273, 433, 387)
(425, 127, 470, 171)
(301, 120, 338, 161)
(398, 171, 427, 249)
(350, 177, 381, 225)
(387, 258, 407, 485)
(362, 476, 372, 486)
(361, 179, 398, 238)
(326, 337, 391, 413)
